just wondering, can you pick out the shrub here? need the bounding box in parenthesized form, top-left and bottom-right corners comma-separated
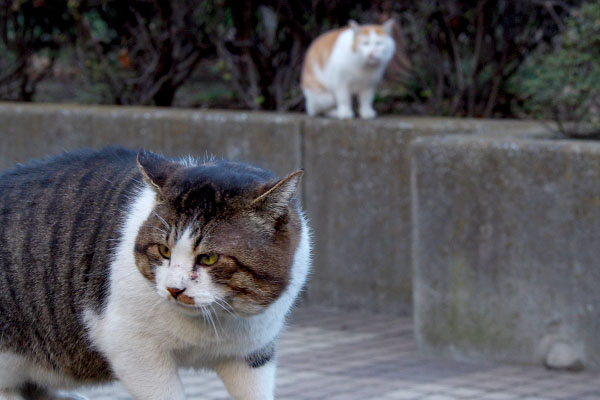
(510, 2, 600, 136)
(383, 0, 576, 118)
(0, 0, 78, 101)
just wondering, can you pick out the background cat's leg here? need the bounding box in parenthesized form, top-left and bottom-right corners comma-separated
(358, 87, 377, 119)
(334, 87, 354, 119)
(216, 358, 276, 400)
(304, 89, 335, 117)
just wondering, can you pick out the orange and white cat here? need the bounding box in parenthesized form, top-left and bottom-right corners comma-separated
(301, 19, 395, 119)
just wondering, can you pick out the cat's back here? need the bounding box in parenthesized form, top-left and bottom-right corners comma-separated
(301, 26, 352, 90)
(0, 147, 140, 381)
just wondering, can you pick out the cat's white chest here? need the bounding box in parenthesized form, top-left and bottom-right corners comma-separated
(324, 30, 390, 88)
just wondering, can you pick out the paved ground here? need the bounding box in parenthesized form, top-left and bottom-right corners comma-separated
(79, 307, 600, 400)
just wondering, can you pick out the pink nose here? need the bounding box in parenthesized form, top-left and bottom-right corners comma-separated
(167, 287, 186, 299)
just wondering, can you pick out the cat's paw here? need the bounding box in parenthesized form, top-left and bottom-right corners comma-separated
(359, 107, 377, 119)
(334, 107, 354, 120)
(0, 389, 25, 400)
(53, 392, 89, 400)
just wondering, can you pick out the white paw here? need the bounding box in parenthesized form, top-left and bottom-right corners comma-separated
(0, 389, 25, 400)
(359, 107, 377, 119)
(54, 392, 89, 400)
(335, 107, 354, 120)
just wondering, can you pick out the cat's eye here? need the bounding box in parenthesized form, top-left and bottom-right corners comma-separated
(197, 253, 219, 266)
(158, 244, 171, 259)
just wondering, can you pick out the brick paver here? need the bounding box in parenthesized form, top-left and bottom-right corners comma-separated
(78, 307, 599, 399)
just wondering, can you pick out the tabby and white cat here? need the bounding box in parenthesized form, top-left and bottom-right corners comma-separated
(0, 147, 311, 400)
(301, 19, 395, 119)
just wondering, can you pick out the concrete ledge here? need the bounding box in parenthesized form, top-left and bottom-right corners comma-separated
(0, 102, 549, 317)
(0, 103, 302, 176)
(7, 102, 594, 368)
(412, 135, 600, 370)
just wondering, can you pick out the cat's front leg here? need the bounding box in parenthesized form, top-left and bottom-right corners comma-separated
(334, 87, 354, 119)
(104, 342, 186, 400)
(358, 87, 377, 119)
(0, 390, 24, 400)
(216, 358, 276, 400)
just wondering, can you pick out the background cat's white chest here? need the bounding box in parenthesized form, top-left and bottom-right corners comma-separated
(321, 30, 392, 91)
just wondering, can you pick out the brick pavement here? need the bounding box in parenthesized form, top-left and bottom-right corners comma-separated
(78, 307, 600, 400)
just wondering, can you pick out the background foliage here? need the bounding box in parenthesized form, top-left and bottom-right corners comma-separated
(0, 0, 597, 130)
(508, 2, 600, 135)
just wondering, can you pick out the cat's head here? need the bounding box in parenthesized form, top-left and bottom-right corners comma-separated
(133, 150, 303, 317)
(349, 19, 395, 67)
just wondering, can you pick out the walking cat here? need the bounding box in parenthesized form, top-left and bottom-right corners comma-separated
(301, 19, 395, 119)
(0, 147, 311, 400)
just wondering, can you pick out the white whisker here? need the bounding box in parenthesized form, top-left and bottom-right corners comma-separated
(148, 226, 168, 236)
(215, 298, 237, 318)
(152, 211, 171, 231)
(202, 305, 219, 340)
(210, 304, 224, 331)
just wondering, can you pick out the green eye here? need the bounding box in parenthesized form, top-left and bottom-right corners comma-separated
(158, 244, 171, 259)
(198, 253, 219, 266)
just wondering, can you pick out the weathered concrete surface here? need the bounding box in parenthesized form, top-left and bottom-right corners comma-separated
(0, 103, 301, 176)
(411, 135, 600, 370)
(4, 102, 599, 368)
(301, 117, 546, 314)
(303, 118, 416, 314)
(0, 102, 550, 316)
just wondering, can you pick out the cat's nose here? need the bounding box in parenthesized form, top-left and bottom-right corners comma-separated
(167, 287, 186, 299)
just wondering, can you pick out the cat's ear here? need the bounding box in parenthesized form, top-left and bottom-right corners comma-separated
(137, 149, 182, 192)
(382, 18, 394, 35)
(348, 20, 360, 34)
(251, 170, 303, 216)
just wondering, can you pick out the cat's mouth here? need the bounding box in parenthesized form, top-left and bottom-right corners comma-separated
(172, 293, 196, 306)
(163, 289, 220, 312)
(167, 296, 212, 316)
(366, 56, 382, 66)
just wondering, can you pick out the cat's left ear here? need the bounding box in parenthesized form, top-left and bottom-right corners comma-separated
(137, 149, 182, 192)
(382, 18, 395, 35)
(252, 170, 304, 216)
(349, 20, 360, 35)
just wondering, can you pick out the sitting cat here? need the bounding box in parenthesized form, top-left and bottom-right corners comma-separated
(0, 147, 311, 400)
(301, 19, 396, 119)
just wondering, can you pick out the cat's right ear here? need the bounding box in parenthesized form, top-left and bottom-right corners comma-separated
(251, 170, 304, 217)
(136, 150, 181, 192)
(382, 18, 395, 35)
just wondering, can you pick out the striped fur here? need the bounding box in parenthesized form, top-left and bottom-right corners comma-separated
(0, 148, 138, 383)
(0, 147, 312, 400)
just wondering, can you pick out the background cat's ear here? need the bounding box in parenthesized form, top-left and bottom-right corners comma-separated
(349, 20, 360, 34)
(252, 170, 304, 216)
(382, 18, 394, 35)
(137, 149, 181, 191)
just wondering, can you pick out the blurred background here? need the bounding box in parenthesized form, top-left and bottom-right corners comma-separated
(0, 0, 598, 133)
(1, 1, 600, 398)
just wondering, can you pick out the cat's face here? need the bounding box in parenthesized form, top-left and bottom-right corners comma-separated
(351, 19, 395, 67)
(133, 151, 302, 317)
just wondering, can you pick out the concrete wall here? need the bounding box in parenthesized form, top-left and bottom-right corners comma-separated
(2, 102, 599, 369)
(412, 135, 600, 370)
(1, 102, 528, 315)
(0, 104, 302, 176)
